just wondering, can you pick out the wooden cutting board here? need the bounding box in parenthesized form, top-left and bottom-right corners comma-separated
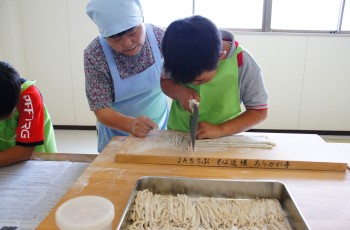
(114, 130, 348, 171)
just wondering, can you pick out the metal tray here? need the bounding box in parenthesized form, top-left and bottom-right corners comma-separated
(117, 176, 310, 230)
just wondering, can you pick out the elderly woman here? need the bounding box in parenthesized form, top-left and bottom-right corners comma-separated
(85, 0, 169, 152)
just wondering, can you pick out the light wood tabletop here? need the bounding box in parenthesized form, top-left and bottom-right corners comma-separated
(37, 133, 350, 230)
(31, 152, 98, 163)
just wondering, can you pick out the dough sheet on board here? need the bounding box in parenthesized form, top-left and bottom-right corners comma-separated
(119, 130, 276, 154)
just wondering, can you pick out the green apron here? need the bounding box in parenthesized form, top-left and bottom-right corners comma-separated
(0, 81, 57, 152)
(167, 45, 243, 132)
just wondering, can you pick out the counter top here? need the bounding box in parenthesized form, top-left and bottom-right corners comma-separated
(37, 133, 350, 230)
(31, 152, 97, 163)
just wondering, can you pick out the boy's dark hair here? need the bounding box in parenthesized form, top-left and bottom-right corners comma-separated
(162, 15, 222, 84)
(0, 61, 21, 120)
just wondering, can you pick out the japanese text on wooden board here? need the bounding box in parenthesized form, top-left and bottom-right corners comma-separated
(176, 157, 291, 169)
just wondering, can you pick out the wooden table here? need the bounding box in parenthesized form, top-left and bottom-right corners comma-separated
(31, 152, 97, 163)
(37, 133, 350, 230)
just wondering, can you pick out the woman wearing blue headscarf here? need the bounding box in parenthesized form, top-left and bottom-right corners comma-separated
(85, 0, 169, 152)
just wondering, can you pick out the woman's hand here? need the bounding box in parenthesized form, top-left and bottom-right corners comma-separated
(130, 115, 157, 137)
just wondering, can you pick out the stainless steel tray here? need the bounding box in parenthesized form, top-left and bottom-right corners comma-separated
(117, 176, 310, 230)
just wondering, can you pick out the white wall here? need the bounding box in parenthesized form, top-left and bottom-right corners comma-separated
(236, 33, 350, 131)
(0, 0, 97, 126)
(236, 34, 307, 130)
(1, 0, 349, 131)
(0, 0, 26, 74)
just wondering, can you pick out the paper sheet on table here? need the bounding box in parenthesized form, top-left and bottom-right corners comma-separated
(0, 160, 89, 229)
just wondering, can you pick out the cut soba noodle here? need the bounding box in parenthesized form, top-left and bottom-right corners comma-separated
(127, 189, 291, 230)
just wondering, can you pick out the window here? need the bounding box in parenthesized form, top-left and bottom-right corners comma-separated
(342, 0, 350, 31)
(141, 0, 349, 33)
(142, 0, 192, 28)
(271, 0, 342, 31)
(195, 0, 263, 30)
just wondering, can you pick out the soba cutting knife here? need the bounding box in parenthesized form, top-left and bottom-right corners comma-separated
(189, 100, 199, 151)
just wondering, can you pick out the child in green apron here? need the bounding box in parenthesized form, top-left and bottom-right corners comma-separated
(161, 15, 268, 140)
(0, 61, 56, 167)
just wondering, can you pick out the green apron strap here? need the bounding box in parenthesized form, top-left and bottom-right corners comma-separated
(21, 80, 36, 92)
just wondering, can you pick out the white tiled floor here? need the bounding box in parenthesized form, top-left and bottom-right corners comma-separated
(319, 135, 350, 143)
(54, 129, 350, 155)
(54, 129, 98, 154)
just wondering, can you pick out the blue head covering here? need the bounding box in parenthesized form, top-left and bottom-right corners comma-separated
(86, 0, 143, 37)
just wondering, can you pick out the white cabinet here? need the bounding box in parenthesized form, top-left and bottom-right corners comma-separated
(236, 33, 350, 131)
(66, 1, 99, 125)
(19, 0, 75, 125)
(299, 36, 350, 131)
(0, 0, 97, 126)
(236, 34, 307, 130)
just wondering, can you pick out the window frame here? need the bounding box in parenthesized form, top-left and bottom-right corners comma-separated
(186, 0, 350, 34)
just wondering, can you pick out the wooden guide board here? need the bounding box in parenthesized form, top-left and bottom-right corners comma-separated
(114, 130, 348, 172)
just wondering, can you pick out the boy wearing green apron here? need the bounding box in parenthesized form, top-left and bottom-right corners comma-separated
(0, 61, 56, 167)
(161, 15, 268, 140)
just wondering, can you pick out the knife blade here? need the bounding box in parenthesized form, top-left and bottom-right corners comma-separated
(189, 101, 199, 151)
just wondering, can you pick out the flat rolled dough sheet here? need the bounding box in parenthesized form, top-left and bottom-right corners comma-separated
(118, 130, 276, 154)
